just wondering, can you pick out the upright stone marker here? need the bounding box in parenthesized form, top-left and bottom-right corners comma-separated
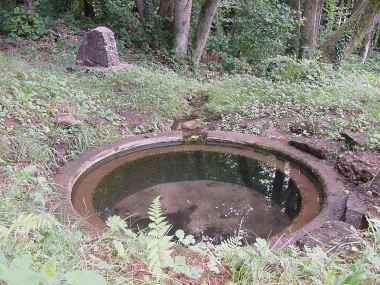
(76, 26, 120, 67)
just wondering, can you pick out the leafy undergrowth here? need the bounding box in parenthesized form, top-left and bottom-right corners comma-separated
(206, 56, 380, 148)
(0, 43, 380, 284)
(0, 169, 379, 284)
(0, 51, 199, 170)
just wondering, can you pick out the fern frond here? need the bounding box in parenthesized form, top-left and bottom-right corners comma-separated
(216, 235, 242, 253)
(146, 196, 174, 276)
(147, 196, 172, 238)
(106, 215, 128, 233)
(8, 213, 58, 237)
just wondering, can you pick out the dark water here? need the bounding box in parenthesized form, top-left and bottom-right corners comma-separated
(94, 151, 301, 243)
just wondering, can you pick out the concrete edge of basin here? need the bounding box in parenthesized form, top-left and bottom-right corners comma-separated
(54, 131, 347, 246)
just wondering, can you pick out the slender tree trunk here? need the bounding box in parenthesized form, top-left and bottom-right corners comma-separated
(361, 33, 372, 63)
(320, 0, 380, 65)
(361, 12, 380, 63)
(193, 0, 218, 66)
(160, 0, 175, 19)
(135, 0, 145, 20)
(288, 0, 301, 11)
(174, 0, 193, 59)
(300, 0, 324, 58)
(374, 25, 380, 49)
(353, 0, 363, 10)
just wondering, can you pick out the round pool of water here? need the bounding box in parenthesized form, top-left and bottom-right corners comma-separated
(93, 149, 306, 243)
(56, 132, 347, 245)
(68, 137, 327, 244)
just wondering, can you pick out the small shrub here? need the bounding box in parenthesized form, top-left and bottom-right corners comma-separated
(262, 56, 334, 84)
(0, 7, 46, 39)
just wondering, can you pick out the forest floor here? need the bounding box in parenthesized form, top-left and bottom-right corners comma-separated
(0, 30, 380, 284)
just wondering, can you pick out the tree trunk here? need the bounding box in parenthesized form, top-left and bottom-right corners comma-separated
(174, 0, 193, 59)
(160, 0, 175, 19)
(288, 0, 301, 11)
(320, 0, 380, 65)
(360, 12, 380, 63)
(287, 0, 301, 55)
(374, 25, 380, 49)
(353, 0, 363, 10)
(135, 0, 145, 20)
(300, 0, 324, 58)
(193, 0, 218, 66)
(360, 33, 372, 63)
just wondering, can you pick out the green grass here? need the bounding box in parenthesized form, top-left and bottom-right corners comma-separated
(0, 46, 379, 284)
(205, 56, 380, 145)
(0, 52, 199, 166)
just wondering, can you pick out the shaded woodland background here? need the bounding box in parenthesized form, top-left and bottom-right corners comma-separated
(1, 0, 380, 70)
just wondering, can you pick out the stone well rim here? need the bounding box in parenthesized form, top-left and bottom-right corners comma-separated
(54, 131, 347, 245)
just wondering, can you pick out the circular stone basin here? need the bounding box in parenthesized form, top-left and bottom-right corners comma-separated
(56, 132, 346, 244)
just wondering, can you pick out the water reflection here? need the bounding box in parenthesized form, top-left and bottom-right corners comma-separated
(94, 151, 302, 242)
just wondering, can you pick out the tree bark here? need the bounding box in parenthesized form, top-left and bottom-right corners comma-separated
(160, 0, 175, 19)
(360, 12, 380, 63)
(320, 0, 380, 65)
(353, 0, 363, 11)
(288, 0, 301, 10)
(374, 25, 380, 49)
(193, 0, 218, 66)
(174, 0, 193, 59)
(135, 0, 145, 20)
(300, 0, 324, 58)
